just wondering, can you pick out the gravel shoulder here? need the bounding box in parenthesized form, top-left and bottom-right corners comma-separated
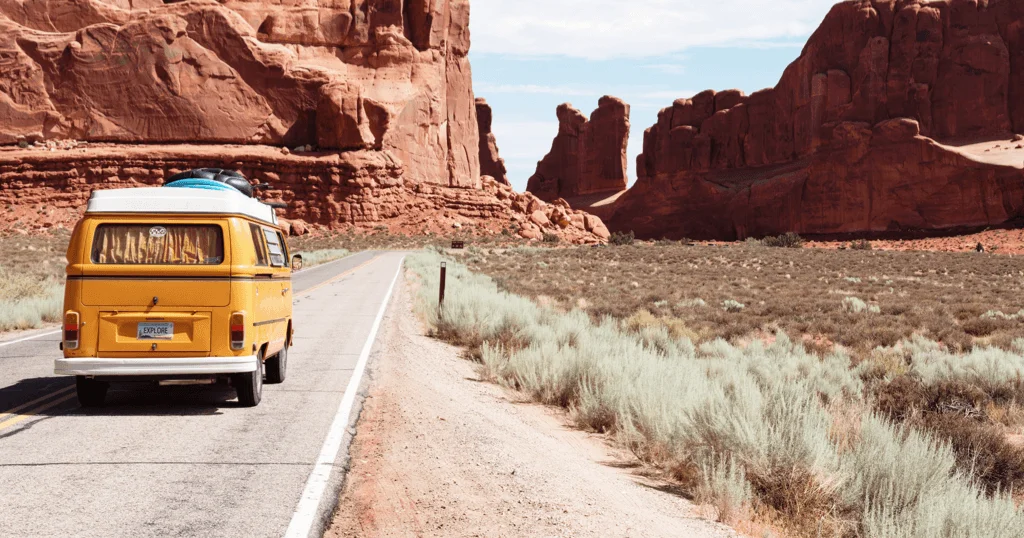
(327, 277, 734, 538)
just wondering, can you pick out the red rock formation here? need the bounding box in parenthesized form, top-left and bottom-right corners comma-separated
(613, 0, 1024, 240)
(0, 0, 480, 188)
(0, 144, 609, 243)
(527, 96, 630, 202)
(475, 98, 509, 185)
(0, 0, 612, 242)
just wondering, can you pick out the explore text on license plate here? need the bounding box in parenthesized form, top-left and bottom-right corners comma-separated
(137, 322, 174, 340)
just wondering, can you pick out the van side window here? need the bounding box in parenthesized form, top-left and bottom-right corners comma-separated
(276, 231, 290, 260)
(263, 228, 285, 267)
(250, 223, 270, 266)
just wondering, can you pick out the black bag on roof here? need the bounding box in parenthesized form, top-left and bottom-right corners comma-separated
(166, 168, 255, 198)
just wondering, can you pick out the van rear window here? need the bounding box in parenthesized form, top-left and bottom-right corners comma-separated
(91, 224, 225, 265)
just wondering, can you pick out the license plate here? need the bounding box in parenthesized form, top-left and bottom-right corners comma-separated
(137, 322, 174, 340)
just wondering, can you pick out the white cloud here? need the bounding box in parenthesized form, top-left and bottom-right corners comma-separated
(471, 0, 838, 59)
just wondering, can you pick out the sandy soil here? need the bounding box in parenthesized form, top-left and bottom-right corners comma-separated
(802, 227, 1024, 255)
(939, 134, 1024, 168)
(327, 278, 733, 538)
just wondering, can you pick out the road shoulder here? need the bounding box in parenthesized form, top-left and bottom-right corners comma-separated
(327, 276, 734, 537)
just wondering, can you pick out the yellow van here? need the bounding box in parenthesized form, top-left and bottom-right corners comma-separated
(57, 173, 294, 407)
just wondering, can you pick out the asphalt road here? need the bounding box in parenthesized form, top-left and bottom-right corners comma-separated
(0, 251, 405, 538)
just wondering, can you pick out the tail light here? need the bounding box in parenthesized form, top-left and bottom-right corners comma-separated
(230, 312, 245, 351)
(64, 311, 80, 350)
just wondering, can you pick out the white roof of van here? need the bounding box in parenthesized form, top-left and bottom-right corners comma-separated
(86, 187, 279, 226)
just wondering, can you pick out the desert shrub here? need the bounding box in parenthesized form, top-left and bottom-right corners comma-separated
(676, 298, 707, 309)
(846, 414, 1022, 537)
(409, 253, 1024, 535)
(760, 232, 804, 248)
(921, 413, 1024, 494)
(982, 309, 1024, 321)
(850, 239, 873, 250)
(880, 336, 1024, 396)
(874, 375, 1024, 493)
(609, 230, 635, 246)
(542, 233, 560, 244)
(723, 300, 745, 313)
(843, 297, 880, 314)
(293, 249, 350, 268)
(695, 455, 754, 524)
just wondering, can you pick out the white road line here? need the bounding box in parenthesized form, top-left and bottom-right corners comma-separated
(284, 255, 405, 538)
(0, 329, 61, 349)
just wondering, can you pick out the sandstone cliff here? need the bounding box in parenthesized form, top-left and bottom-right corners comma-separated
(527, 96, 630, 202)
(0, 0, 608, 242)
(475, 98, 509, 185)
(610, 0, 1024, 240)
(0, 0, 480, 188)
(0, 144, 608, 241)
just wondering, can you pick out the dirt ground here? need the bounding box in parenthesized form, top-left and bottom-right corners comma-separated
(327, 279, 733, 538)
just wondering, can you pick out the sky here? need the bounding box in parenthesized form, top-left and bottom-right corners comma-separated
(467, 0, 842, 191)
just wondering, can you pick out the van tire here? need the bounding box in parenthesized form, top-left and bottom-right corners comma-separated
(76, 376, 108, 407)
(265, 345, 287, 384)
(234, 353, 263, 407)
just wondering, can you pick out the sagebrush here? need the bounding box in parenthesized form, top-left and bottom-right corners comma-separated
(407, 251, 1024, 537)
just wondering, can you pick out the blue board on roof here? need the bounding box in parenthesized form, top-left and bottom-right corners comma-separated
(164, 178, 242, 194)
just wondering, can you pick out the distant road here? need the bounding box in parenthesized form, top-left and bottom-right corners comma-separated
(0, 251, 404, 538)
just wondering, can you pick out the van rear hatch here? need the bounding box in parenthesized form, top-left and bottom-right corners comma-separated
(81, 222, 230, 307)
(79, 222, 230, 354)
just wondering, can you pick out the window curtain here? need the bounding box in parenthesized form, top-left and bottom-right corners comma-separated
(91, 225, 224, 265)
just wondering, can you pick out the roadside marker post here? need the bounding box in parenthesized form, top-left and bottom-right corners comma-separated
(439, 262, 447, 315)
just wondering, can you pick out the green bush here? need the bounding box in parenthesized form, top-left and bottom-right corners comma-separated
(542, 233, 560, 244)
(760, 232, 805, 248)
(608, 230, 635, 246)
(843, 297, 880, 314)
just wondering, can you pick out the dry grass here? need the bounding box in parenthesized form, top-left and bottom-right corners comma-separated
(0, 231, 69, 332)
(412, 244, 1024, 536)
(460, 243, 1024, 359)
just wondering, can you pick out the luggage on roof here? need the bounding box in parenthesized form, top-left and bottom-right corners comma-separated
(166, 168, 254, 198)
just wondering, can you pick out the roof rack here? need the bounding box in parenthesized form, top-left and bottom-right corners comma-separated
(86, 187, 280, 225)
(165, 168, 257, 198)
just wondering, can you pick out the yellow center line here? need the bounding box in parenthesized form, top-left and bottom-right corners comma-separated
(0, 384, 76, 420)
(0, 393, 78, 432)
(298, 255, 381, 298)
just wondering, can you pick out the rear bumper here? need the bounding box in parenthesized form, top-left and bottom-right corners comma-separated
(55, 355, 258, 376)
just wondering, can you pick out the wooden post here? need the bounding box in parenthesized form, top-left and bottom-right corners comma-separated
(438, 262, 447, 315)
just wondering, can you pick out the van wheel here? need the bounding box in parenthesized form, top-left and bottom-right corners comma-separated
(76, 376, 108, 407)
(233, 352, 263, 407)
(265, 345, 287, 384)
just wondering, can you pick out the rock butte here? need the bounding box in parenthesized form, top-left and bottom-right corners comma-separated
(527, 96, 630, 202)
(569, 0, 1024, 240)
(476, 98, 510, 186)
(0, 0, 607, 243)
